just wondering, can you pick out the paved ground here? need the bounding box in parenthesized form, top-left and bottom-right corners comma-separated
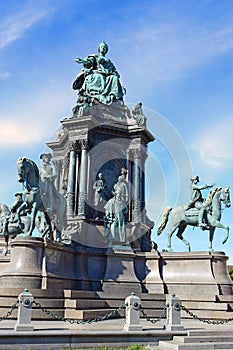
(0, 318, 231, 349)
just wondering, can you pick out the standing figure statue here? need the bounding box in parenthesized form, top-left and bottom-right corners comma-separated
(93, 172, 107, 219)
(186, 175, 214, 228)
(104, 175, 129, 244)
(73, 41, 126, 110)
(39, 153, 58, 213)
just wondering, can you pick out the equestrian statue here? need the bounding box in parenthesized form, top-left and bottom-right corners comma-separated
(0, 156, 67, 254)
(157, 176, 231, 252)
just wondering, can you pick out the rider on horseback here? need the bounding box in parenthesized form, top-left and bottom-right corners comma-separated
(186, 175, 213, 228)
(1, 193, 24, 234)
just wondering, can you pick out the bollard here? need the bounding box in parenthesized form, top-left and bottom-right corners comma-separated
(123, 292, 142, 331)
(14, 289, 34, 331)
(166, 294, 184, 331)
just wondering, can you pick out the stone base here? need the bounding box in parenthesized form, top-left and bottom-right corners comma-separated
(157, 251, 233, 297)
(166, 324, 184, 331)
(14, 324, 34, 332)
(0, 237, 91, 290)
(124, 324, 143, 331)
(102, 246, 141, 294)
(142, 251, 164, 293)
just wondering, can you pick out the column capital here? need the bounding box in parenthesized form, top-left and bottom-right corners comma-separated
(79, 139, 89, 150)
(132, 148, 142, 159)
(54, 159, 63, 171)
(69, 140, 78, 152)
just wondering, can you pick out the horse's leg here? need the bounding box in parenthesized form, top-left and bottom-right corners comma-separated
(209, 218, 229, 245)
(4, 235, 9, 256)
(176, 224, 191, 252)
(167, 225, 178, 252)
(27, 203, 37, 236)
(15, 202, 28, 222)
(209, 227, 215, 252)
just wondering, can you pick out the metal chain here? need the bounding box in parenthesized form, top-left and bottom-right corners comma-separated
(140, 304, 168, 324)
(0, 299, 19, 321)
(181, 304, 233, 325)
(32, 300, 126, 324)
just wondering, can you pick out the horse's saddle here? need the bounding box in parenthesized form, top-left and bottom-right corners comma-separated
(184, 207, 199, 217)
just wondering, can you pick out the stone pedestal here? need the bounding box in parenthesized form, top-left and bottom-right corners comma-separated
(211, 251, 233, 295)
(41, 240, 91, 290)
(102, 246, 141, 294)
(160, 251, 233, 297)
(143, 251, 164, 293)
(0, 237, 43, 289)
(0, 237, 91, 290)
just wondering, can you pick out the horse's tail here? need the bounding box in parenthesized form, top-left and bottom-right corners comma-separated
(157, 207, 172, 236)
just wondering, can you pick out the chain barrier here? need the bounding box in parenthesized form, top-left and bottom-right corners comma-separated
(140, 304, 168, 325)
(0, 299, 19, 321)
(32, 299, 126, 324)
(181, 304, 233, 325)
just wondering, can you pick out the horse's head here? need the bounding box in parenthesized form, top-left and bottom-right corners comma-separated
(17, 157, 28, 183)
(17, 157, 40, 189)
(220, 187, 231, 208)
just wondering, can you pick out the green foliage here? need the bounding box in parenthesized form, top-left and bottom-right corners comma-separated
(228, 267, 233, 280)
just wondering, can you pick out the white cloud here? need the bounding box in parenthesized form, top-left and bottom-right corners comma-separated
(119, 21, 233, 82)
(0, 85, 73, 148)
(189, 118, 233, 170)
(0, 7, 47, 50)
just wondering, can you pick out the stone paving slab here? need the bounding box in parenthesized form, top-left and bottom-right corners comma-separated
(0, 318, 231, 349)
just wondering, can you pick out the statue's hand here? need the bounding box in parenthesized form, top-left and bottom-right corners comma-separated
(207, 184, 214, 188)
(75, 57, 89, 65)
(75, 57, 84, 64)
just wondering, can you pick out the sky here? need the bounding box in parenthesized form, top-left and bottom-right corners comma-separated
(0, 0, 233, 262)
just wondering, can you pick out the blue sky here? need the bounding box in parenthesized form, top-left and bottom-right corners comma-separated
(0, 0, 233, 262)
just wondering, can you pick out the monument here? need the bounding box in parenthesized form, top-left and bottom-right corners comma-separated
(0, 42, 232, 319)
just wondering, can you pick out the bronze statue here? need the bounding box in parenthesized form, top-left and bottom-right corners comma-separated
(73, 42, 126, 112)
(157, 186, 231, 252)
(39, 153, 58, 213)
(186, 175, 213, 228)
(93, 172, 107, 219)
(104, 174, 129, 244)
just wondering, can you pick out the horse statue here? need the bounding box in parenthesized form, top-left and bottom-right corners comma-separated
(0, 203, 53, 255)
(16, 157, 67, 239)
(157, 187, 231, 252)
(0, 203, 32, 255)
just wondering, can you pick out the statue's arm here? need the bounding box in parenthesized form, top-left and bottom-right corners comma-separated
(75, 56, 95, 69)
(193, 184, 213, 191)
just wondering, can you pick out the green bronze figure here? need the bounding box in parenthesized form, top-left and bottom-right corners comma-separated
(186, 175, 214, 228)
(73, 42, 126, 113)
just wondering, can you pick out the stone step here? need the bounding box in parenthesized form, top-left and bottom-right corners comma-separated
(188, 331, 233, 337)
(65, 308, 125, 320)
(0, 288, 64, 298)
(181, 308, 233, 319)
(182, 301, 228, 311)
(0, 308, 64, 320)
(97, 291, 166, 300)
(216, 295, 233, 303)
(64, 289, 98, 299)
(65, 299, 107, 309)
(159, 340, 233, 350)
(0, 297, 64, 308)
(174, 335, 233, 343)
(178, 294, 217, 302)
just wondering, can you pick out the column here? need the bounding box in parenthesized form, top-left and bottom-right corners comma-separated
(67, 142, 77, 217)
(78, 139, 89, 218)
(54, 159, 62, 192)
(141, 149, 147, 221)
(133, 149, 141, 223)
